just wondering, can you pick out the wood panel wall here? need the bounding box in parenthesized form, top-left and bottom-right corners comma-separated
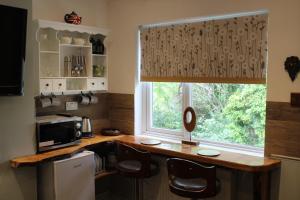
(35, 93, 134, 134)
(108, 93, 134, 134)
(265, 101, 300, 158)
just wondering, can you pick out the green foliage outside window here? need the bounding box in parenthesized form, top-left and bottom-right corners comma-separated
(192, 84, 266, 148)
(152, 83, 182, 131)
(152, 82, 266, 148)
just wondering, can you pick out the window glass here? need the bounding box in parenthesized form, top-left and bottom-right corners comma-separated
(152, 82, 182, 131)
(191, 83, 266, 147)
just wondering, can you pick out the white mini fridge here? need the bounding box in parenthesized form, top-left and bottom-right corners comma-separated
(38, 151, 95, 200)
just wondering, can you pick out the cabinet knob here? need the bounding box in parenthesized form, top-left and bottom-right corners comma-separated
(45, 83, 49, 87)
(92, 82, 95, 85)
(58, 83, 62, 86)
(102, 82, 105, 85)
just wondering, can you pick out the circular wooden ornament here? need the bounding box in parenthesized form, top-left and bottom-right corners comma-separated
(183, 107, 196, 132)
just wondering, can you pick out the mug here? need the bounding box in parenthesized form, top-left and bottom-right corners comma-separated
(90, 95, 98, 104)
(80, 95, 90, 105)
(40, 97, 51, 108)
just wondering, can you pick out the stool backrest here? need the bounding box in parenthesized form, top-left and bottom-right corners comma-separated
(116, 143, 151, 178)
(167, 158, 217, 198)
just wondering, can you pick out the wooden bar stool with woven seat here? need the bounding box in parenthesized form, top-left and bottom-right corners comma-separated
(115, 143, 159, 200)
(166, 158, 220, 200)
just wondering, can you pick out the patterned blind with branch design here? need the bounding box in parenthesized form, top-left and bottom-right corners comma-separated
(140, 12, 268, 83)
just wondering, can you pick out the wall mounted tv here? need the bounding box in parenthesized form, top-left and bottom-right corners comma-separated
(0, 5, 27, 96)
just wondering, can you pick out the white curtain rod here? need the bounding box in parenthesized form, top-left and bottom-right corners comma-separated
(139, 10, 268, 30)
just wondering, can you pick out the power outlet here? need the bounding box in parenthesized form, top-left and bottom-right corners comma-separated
(66, 101, 78, 111)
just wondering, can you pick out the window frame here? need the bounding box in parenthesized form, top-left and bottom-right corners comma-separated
(141, 82, 264, 154)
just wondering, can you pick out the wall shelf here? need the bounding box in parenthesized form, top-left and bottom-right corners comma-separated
(40, 50, 59, 54)
(60, 44, 92, 48)
(36, 19, 109, 95)
(92, 54, 107, 57)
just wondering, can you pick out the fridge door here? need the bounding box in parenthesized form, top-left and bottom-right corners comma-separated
(53, 151, 95, 200)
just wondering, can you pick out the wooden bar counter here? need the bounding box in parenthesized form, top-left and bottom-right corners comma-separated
(11, 134, 280, 171)
(117, 135, 280, 172)
(10, 134, 280, 200)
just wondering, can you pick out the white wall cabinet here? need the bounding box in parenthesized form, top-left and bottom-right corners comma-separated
(36, 20, 109, 95)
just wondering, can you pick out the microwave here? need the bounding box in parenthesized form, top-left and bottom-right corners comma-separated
(36, 115, 83, 153)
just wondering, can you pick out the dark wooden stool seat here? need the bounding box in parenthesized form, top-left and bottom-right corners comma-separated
(116, 143, 159, 200)
(167, 158, 220, 199)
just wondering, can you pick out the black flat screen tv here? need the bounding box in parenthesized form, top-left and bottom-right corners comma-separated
(0, 5, 27, 96)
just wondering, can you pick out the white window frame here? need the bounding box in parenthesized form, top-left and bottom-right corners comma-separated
(141, 82, 264, 155)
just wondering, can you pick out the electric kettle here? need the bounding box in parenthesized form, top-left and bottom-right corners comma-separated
(82, 116, 92, 137)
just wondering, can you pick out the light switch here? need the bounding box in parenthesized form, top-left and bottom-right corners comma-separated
(66, 101, 78, 111)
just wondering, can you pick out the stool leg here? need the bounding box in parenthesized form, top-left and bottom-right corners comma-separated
(135, 178, 140, 200)
(134, 179, 144, 200)
(140, 179, 143, 200)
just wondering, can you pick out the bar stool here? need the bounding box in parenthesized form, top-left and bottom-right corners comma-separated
(115, 143, 159, 200)
(166, 158, 220, 199)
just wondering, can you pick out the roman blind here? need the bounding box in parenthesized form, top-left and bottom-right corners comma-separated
(140, 12, 268, 83)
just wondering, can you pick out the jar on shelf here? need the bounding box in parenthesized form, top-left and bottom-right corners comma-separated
(93, 65, 105, 77)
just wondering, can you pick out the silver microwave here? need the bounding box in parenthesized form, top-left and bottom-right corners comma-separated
(36, 115, 82, 153)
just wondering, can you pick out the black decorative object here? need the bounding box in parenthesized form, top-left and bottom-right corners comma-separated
(64, 11, 81, 25)
(90, 38, 105, 54)
(284, 56, 300, 81)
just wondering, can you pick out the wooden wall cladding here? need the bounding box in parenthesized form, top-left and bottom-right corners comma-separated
(265, 101, 300, 158)
(35, 93, 135, 135)
(108, 93, 134, 134)
(35, 93, 111, 133)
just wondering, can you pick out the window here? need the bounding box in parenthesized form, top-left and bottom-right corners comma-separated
(139, 12, 268, 152)
(143, 82, 266, 150)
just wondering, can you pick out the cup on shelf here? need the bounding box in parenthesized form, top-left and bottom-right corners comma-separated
(61, 36, 72, 44)
(93, 65, 105, 77)
(73, 38, 85, 45)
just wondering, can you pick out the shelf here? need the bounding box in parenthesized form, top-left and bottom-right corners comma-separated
(40, 77, 88, 79)
(92, 54, 107, 57)
(95, 170, 117, 180)
(60, 44, 92, 48)
(40, 77, 106, 79)
(37, 19, 109, 36)
(64, 76, 89, 79)
(37, 20, 109, 95)
(40, 51, 59, 54)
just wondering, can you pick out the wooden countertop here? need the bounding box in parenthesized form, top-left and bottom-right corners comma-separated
(117, 135, 281, 172)
(10, 135, 123, 168)
(10, 135, 280, 172)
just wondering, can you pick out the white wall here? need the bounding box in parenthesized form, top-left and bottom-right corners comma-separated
(0, 1, 109, 200)
(107, 0, 300, 199)
(0, 0, 36, 200)
(32, 0, 108, 27)
(1, 0, 298, 199)
(107, 0, 300, 102)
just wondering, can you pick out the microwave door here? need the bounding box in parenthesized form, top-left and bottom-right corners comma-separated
(38, 121, 76, 149)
